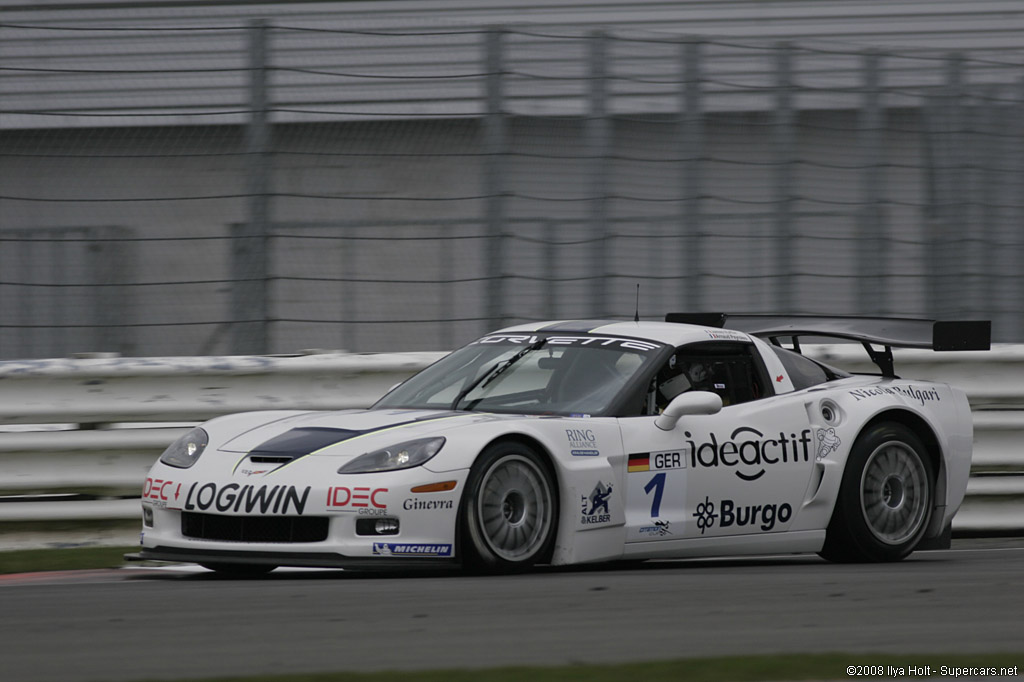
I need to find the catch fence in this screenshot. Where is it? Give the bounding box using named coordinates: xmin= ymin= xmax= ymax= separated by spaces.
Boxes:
xmin=2 ymin=19 xmax=1023 ymax=357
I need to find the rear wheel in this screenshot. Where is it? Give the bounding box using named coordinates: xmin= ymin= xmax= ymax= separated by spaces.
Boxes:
xmin=460 ymin=442 xmax=558 ymax=572
xmin=820 ymin=422 xmax=935 ymax=563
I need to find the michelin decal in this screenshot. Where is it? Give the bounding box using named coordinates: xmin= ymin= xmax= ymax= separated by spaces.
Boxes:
xmin=372 ymin=543 xmax=453 ymax=557
xmin=816 ymin=428 xmax=841 ymax=460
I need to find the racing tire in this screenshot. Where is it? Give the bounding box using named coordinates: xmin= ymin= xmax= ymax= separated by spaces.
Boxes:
xmin=460 ymin=441 xmax=558 ymax=572
xmin=820 ymin=422 xmax=935 ymax=563
xmin=200 ymin=562 xmax=277 ymax=576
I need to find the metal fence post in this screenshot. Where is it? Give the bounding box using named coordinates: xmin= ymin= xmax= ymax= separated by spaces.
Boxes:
xmin=947 ymin=53 xmax=966 ymax=319
xmin=15 ymin=233 xmax=34 ymax=358
xmin=48 ymin=234 xmax=67 ymax=358
xmin=232 ymin=19 xmax=271 ymax=355
xmin=484 ymin=27 xmax=506 ymax=331
xmin=1014 ymin=75 xmax=1024 ymax=340
xmin=439 ymin=222 xmax=454 ymax=350
xmin=928 ymin=53 xmax=965 ymax=319
xmin=340 ymin=224 xmax=357 ymax=351
xmin=92 ymin=226 xmax=135 ymax=355
xmin=978 ymin=85 xmax=1000 ymax=327
xmin=587 ymin=30 xmax=610 ymax=318
xmin=773 ymin=43 xmax=796 ymax=312
xmin=543 ymin=219 xmax=557 ymax=320
xmin=858 ymin=50 xmax=885 ymax=314
xmin=681 ymin=39 xmax=704 ymax=311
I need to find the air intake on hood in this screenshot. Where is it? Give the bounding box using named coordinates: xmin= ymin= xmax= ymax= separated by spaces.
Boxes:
xmin=246 ymin=427 xmax=362 ymax=463
xmin=249 ymin=455 xmax=295 ymax=464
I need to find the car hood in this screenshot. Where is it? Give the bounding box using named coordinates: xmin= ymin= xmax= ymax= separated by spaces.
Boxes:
xmin=216 ymin=409 xmax=492 ymax=456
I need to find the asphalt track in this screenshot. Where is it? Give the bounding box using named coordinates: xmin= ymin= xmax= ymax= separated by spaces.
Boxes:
xmin=1 ymin=539 xmax=1022 ymax=682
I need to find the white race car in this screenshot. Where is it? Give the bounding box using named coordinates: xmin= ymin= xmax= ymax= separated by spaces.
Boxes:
xmin=131 ymin=315 xmax=989 ymax=574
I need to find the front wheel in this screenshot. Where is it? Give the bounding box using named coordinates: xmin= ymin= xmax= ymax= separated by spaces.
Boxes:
xmin=820 ymin=423 xmax=935 ymax=563
xmin=460 ymin=442 xmax=558 ymax=572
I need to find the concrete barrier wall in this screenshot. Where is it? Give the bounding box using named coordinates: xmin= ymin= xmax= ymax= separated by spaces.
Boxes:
xmin=1 ymin=346 xmax=1020 ymax=538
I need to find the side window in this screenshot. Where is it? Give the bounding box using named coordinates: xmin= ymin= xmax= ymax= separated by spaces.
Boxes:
xmin=769 ymin=345 xmax=834 ymax=390
xmin=649 ymin=342 xmax=768 ymax=413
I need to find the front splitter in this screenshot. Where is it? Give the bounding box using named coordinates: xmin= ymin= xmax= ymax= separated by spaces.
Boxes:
xmin=126 ymin=546 xmax=460 ymax=570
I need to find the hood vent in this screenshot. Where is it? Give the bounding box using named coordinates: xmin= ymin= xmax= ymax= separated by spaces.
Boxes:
xmin=236 ymin=413 xmax=466 ymax=473
xmin=245 ymin=427 xmax=362 ymax=465
xmin=249 ymin=455 xmax=296 ymax=464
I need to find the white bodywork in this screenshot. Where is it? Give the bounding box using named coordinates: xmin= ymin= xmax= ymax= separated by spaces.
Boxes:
xmin=138 ymin=321 xmax=974 ymax=567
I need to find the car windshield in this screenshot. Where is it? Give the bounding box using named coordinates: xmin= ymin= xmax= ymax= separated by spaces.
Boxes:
xmin=374 ymin=332 xmax=666 ymax=416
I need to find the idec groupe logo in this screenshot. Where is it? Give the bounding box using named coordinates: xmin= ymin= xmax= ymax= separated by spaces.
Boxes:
xmin=143 ymin=478 xmax=182 ymax=508
xmin=327 ymin=486 xmax=389 ymax=515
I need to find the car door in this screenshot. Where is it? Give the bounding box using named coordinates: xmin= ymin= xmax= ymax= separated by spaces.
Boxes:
xmin=621 ymin=415 xmax=697 ymax=543
xmin=679 ymin=395 xmax=815 ymax=538
xmin=621 ymin=341 xmax=816 ymax=542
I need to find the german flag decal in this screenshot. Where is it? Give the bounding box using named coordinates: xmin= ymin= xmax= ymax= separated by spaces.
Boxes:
xmin=628 ymin=453 xmax=650 ymax=473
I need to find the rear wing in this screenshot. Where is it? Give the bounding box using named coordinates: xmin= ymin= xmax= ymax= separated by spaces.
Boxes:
xmin=665 ymin=313 xmax=991 ymax=377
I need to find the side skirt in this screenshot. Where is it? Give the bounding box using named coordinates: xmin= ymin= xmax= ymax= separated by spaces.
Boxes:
xmin=621 ymin=530 xmax=826 ymax=561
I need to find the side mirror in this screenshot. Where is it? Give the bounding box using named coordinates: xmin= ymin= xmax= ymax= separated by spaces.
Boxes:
xmin=655 ymin=391 xmax=723 ymax=431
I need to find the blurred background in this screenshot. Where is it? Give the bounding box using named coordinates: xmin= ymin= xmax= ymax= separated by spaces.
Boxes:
xmin=2 ymin=0 xmax=1023 ymax=359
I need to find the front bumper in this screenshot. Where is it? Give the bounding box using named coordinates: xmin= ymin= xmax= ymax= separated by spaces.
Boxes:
xmin=136 ymin=465 xmax=469 ymax=568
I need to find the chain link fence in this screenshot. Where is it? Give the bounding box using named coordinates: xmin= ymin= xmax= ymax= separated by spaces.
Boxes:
xmin=2 ymin=19 xmax=1023 ymax=358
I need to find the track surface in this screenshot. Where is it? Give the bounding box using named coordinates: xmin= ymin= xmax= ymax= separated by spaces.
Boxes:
xmin=2 ymin=540 xmax=1022 ymax=682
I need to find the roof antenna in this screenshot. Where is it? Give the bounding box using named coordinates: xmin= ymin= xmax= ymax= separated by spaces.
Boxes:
xmin=634 ymin=283 xmax=640 ymax=322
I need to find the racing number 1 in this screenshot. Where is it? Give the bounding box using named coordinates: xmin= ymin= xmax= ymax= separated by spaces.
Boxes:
xmin=644 ymin=472 xmax=666 ymax=517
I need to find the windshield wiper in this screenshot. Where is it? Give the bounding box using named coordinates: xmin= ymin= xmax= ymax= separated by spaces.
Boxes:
xmin=450 ymin=338 xmax=547 ymax=411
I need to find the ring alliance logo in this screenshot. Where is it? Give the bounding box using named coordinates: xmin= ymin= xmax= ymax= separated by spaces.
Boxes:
xmin=566 ymin=428 xmax=599 ymax=457
xmin=683 ymin=428 xmax=812 ymax=481
xmin=692 ymin=496 xmax=793 ymax=534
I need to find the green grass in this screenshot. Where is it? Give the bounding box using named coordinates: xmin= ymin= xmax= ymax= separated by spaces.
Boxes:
xmin=129 ymin=654 xmax=1022 ymax=682
xmin=0 ymin=545 xmax=137 ymax=574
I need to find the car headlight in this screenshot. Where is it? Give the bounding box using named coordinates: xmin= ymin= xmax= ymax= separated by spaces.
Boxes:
xmin=338 ymin=437 xmax=445 ymax=474
xmin=159 ymin=427 xmax=209 ymax=469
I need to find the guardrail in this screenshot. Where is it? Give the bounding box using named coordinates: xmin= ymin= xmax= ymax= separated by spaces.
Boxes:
xmin=1 ymin=346 xmax=1020 ymax=546
xmin=0 ymin=351 xmax=444 ymax=548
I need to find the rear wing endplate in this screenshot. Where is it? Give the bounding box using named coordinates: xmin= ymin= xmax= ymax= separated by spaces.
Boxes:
xmin=665 ymin=313 xmax=991 ymax=377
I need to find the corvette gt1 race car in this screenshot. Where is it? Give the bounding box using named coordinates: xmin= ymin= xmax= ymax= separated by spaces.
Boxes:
xmin=130 ymin=314 xmax=989 ymax=573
